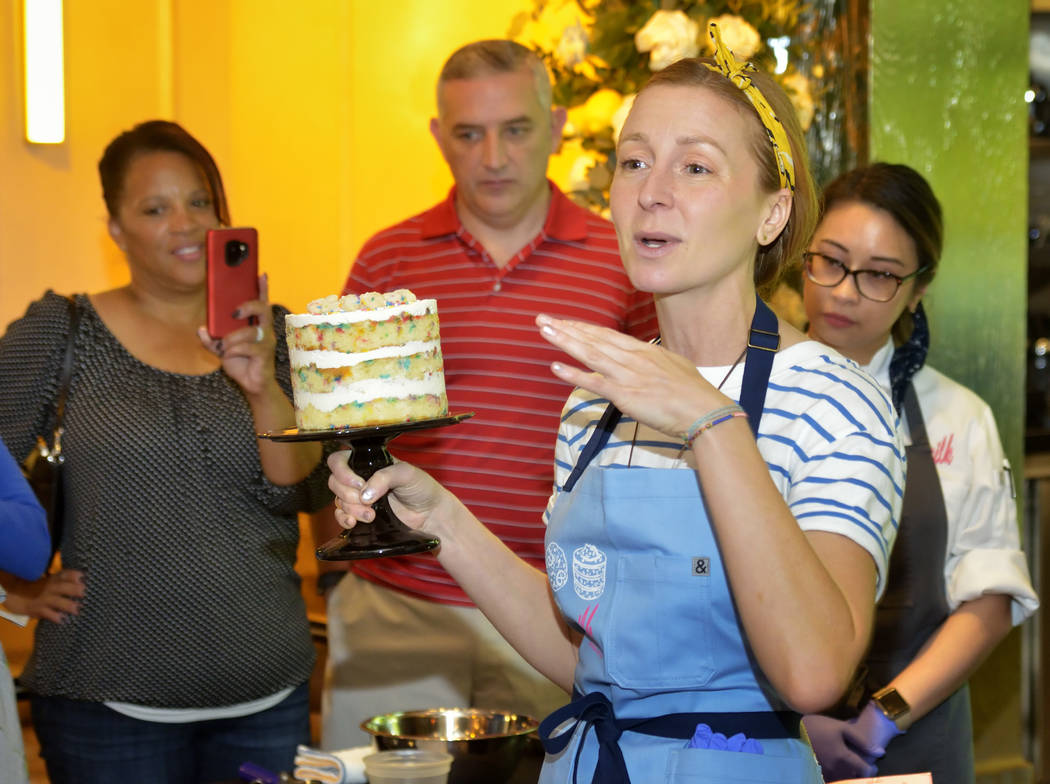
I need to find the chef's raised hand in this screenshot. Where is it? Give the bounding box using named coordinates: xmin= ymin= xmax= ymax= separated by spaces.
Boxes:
xmin=327 ymin=450 xmax=452 ymax=535
xmin=536 ymin=313 xmax=729 ymax=441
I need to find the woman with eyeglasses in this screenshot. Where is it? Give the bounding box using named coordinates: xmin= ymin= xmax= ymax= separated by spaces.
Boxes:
xmin=801 ymin=162 xmax=1039 ymax=782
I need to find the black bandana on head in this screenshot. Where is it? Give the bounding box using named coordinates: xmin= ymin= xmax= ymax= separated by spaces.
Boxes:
xmin=889 ymin=301 xmax=929 ymax=413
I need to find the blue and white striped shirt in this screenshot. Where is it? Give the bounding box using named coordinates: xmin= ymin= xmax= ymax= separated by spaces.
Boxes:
xmin=543 ymin=340 xmax=905 ymax=596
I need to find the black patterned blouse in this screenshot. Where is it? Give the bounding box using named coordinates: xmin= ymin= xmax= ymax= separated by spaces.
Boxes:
xmin=0 ymin=291 xmax=329 ymax=708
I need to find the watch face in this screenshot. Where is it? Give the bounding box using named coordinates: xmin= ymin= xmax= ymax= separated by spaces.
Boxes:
xmin=874 ymin=687 xmax=910 ymax=718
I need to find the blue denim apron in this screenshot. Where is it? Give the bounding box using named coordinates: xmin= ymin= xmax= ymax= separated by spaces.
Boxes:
xmin=539 ymin=298 xmax=823 ymax=783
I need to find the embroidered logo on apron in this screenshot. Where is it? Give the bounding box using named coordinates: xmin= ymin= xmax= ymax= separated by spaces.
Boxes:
xmin=572 ymin=543 xmax=607 ymax=600
xmin=692 ymin=557 xmax=711 ymax=576
xmin=546 ymin=542 xmax=569 ymax=591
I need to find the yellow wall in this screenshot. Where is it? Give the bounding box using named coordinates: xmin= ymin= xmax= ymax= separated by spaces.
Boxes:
xmin=1 ymin=0 xmax=529 ymax=328
xmin=1 ymin=0 xmax=166 ymax=324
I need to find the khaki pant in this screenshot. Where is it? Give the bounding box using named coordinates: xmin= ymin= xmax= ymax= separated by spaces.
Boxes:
xmin=321 ymin=572 xmax=569 ymax=750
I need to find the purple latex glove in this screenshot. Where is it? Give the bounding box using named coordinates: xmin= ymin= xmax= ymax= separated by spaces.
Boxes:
xmin=845 ymin=700 xmax=904 ymax=757
xmin=725 ymin=731 xmax=764 ymax=754
xmin=687 ymin=723 xmax=763 ymax=754
xmin=237 ymin=762 xmax=281 ymax=783
xmin=804 ymin=702 xmax=904 ymax=781
xmin=802 ymin=714 xmax=879 ymax=781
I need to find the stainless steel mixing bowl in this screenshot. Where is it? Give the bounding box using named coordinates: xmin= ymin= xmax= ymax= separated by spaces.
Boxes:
xmin=361 ymin=708 xmax=540 ymax=784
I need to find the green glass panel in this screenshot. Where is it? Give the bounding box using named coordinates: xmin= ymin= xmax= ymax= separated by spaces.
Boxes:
xmin=870 ymin=0 xmax=1028 ymax=468
xmin=869 ymin=0 xmax=1030 ymax=771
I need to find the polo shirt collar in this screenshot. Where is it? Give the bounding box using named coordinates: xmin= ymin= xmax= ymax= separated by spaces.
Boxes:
xmin=420 ymin=180 xmax=590 ymax=243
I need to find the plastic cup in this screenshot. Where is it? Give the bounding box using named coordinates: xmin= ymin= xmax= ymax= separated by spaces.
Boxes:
xmin=362 ymin=749 xmax=453 ymax=784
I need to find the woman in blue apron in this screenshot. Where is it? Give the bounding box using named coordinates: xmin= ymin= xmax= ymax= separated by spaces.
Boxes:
xmin=801 ymin=163 xmax=1039 ymax=781
xmin=329 ymin=25 xmax=905 ymax=783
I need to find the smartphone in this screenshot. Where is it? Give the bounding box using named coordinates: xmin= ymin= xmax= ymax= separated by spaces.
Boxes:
xmin=206 ymin=227 xmax=259 ymax=339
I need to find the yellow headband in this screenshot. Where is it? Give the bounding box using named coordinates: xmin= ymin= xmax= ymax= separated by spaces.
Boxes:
xmin=701 ymin=21 xmax=796 ymax=192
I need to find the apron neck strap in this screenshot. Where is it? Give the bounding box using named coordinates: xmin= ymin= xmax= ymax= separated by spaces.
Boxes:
xmin=739 ymin=294 xmax=779 ymax=436
xmin=901 ymin=382 xmax=929 ymax=448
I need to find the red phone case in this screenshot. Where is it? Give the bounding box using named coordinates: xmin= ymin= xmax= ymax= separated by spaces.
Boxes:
xmin=206 ymin=227 xmax=259 ymax=339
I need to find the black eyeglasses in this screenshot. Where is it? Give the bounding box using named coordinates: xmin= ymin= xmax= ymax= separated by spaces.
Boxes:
xmin=803 ymin=251 xmax=928 ymax=303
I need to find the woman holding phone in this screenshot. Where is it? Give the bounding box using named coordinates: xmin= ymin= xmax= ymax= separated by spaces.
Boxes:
xmin=0 ymin=120 xmax=327 ymax=783
xmin=800 ymin=162 xmax=1038 ymax=781
xmin=328 ymin=27 xmax=905 ymax=782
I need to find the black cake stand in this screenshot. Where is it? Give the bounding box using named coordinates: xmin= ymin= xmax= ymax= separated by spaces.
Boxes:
xmin=259 ymin=413 xmax=473 ymax=560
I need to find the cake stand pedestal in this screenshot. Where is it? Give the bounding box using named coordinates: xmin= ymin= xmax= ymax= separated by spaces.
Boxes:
xmin=259 ymin=413 xmax=472 ymax=560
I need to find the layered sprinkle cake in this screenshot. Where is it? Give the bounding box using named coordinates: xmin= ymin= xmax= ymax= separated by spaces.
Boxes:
xmin=285 ymin=289 xmax=448 ymax=430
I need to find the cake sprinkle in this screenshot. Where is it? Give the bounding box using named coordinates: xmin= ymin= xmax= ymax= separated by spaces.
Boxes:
xmin=307 ymin=289 xmax=417 ymax=315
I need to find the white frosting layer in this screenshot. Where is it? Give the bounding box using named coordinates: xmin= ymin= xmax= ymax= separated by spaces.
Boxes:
xmin=285 ymin=299 xmax=436 ymax=327
xmin=294 ymin=376 xmax=445 ymax=411
xmin=288 ymin=340 xmax=439 ymax=369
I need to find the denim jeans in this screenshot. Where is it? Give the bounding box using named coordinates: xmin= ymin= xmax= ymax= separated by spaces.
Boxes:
xmin=30 ymin=681 xmax=310 ymax=784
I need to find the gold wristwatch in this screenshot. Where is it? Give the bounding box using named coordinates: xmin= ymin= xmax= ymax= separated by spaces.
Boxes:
xmin=871 ymin=685 xmax=910 ymax=723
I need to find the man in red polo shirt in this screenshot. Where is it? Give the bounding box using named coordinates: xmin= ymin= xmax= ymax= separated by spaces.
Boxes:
xmin=314 ymin=39 xmax=656 ymax=749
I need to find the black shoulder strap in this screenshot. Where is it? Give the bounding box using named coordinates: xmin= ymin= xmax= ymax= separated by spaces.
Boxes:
xmin=43 ymin=296 xmax=80 ymax=561
xmin=51 ymin=296 xmax=80 ymax=447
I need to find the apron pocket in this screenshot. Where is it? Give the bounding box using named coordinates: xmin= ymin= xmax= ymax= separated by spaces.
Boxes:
xmin=606 ymin=553 xmax=715 ymax=688
xmin=668 ymin=744 xmax=822 ymax=783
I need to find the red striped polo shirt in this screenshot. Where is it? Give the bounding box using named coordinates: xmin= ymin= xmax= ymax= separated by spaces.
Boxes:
xmin=345 ymin=182 xmax=657 ymax=605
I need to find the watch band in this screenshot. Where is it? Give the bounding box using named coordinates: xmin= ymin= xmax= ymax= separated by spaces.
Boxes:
xmin=871 ymin=685 xmax=910 ymax=722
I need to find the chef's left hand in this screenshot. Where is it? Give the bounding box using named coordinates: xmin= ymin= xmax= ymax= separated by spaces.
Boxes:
xmin=536 ymin=313 xmax=728 ymax=440
xmin=848 ymin=700 xmax=903 ymax=758
xmin=802 ymin=714 xmax=878 ymax=780
xmin=198 ymin=273 xmax=276 ymax=397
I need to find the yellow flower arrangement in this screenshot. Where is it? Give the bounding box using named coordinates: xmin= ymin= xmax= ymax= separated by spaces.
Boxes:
xmin=510 ymin=0 xmax=849 ymax=213
xmin=565 ymin=88 xmax=628 ymax=137
xmin=636 ymin=10 xmax=701 ymax=71
xmin=706 ymin=13 xmax=762 ymax=60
